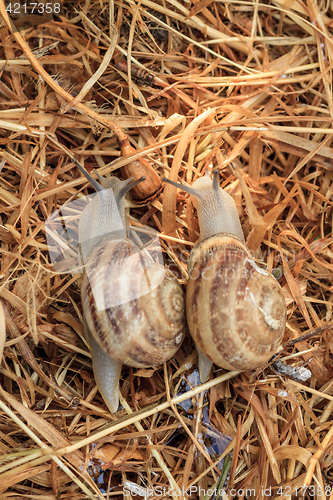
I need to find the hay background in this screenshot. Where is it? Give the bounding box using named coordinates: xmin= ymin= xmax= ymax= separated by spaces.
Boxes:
xmin=0 ymin=0 xmax=333 ymax=498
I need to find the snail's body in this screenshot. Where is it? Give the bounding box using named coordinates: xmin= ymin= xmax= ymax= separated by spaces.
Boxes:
xmin=75 ymin=168 xmax=185 ymax=412
xmin=165 ymin=170 xmax=286 ymax=382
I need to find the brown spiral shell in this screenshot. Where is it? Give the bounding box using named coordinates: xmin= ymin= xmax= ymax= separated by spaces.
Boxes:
xmin=81 ymin=238 xmax=186 ymax=368
xmin=186 ymin=233 xmax=286 ymax=371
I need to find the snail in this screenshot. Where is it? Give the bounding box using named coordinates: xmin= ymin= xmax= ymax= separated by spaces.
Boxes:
xmin=75 ymin=163 xmax=186 ymax=412
xmin=164 ymin=170 xmax=286 ymax=382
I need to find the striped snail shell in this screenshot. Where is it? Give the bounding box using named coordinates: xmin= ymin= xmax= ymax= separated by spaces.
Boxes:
xmin=76 ymin=164 xmax=185 ymax=412
xmin=81 ymin=238 xmax=185 ymax=368
xmin=165 ymin=170 xmax=286 ymax=382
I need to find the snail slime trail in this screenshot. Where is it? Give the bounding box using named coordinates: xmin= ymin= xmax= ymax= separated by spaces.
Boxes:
xmin=164 ymin=170 xmax=286 ymax=383
xmin=47 ymin=163 xmax=186 ymax=413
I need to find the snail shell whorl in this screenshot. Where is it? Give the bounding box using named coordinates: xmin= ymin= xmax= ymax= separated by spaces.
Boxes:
xmin=186 ymin=234 xmax=286 ymax=371
xmin=81 ymin=238 xmax=186 ymax=368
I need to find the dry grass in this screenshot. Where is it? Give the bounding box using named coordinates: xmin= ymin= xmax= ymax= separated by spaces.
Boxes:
xmin=0 ymin=0 xmax=333 ymax=498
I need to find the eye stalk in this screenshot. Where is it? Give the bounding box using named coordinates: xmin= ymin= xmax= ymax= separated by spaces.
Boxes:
xmin=73 ymin=158 xmax=104 ymax=192
xmin=116 ymin=176 xmax=146 ymax=205
xmin=212 ymin=169 xmax=219 ymax=194
xmin=73 ymin=157 xmax=146 ymax=202
xmin=163 ymin=176 xmax=203 ymax=200
xmin=164 ymin=170 xmax=244 ymax=242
